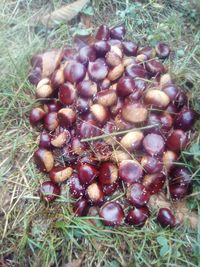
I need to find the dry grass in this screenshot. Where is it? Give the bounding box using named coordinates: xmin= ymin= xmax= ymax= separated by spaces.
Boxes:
xmin=0 ymin=0 xmax=200 ymax=266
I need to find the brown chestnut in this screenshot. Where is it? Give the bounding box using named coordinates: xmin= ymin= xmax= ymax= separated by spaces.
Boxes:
xmin=119 ymin=160 xmax=143 ymax=184
xmin=49 ymin=165 xmax=73 ymax=183
xmin=29 ymin=107 xmax=45 ymax=126
xmin=166 ymin=129 xmax=187 ymax=152
xmin=78 ymin=163 xmax=99 ymax=185
xmin=43 ymin=100 xmax=62 ymax=113
xmin=77 ymin=80 xmax=97 ymax=98
xmin=110 ymin=25 xmax=126 ymax=40
xmin=88 ymin=59 xmax=108 ymax=81
xmin=69 ymin=173 xmax=85 ymax=198
xmin=122 ymin=102 xmax=148 ymax=123
xmin=36 ymin=78 xmax=53 ymax=98
xmin=73 ymin=198 xmax=88 ymax=216
xmin=174 ymin=107 xmax=198 ymax=131
xmin=155 ymin=42 xmax=170 ymax=59
xmin=120 ymin=131 xmax=144 ymax=152
xmin=99 ymin=162 xmax=118 ymax=185
xmin=90 ymin=104 xmax=108 ymax=124
xmin=39 ymin=131 xmax=52 ymax=149
xmin=157 ymin=208 xmax=176 ymax=228
xmin=144 ymin=90 xmax=170 ymax=109
xmin=107 ymin=64 xmax=124 ymax=81
xmin=141 ymin=155 xmax=163 ymax=174
xmin=78 ymin=45 xmax=96 ymax=65
xmin=51 ymin=130 xmax=70 ymax=148
xmin=143 ymin=133 xmax=165 ymax=156
xmin=64 ymin=61 xmax=86 ymax=83
xmin=34 ymin=148 xmax=54 ymax=172
xmin=78 ymin=120 xmax=102 ymax=138
xmin=127 ymin=183 xmax=150 ymax=207
xmin=111 ymin=150 xmax=131 ymax=163
xmin=96 ymin=25 xmax=110 ymax=41
xmin=44 ymin=112 xmax=58 ymax=131
xmin=105 ymin=51 xmax=122 ymax=67
xmin=126 ymin=206 xmax=150 ymax=226
xmin=51 ymin=67 xmax=64 ymax=89
xmin=146 ymin=59 xmax=165 ymax=75
xmin=97 ymin=89 xmax=117 ymax=107
xmin=39 ymin=181 xmax=60 ymax=202
xmin=122 ymin=41 xmax=138 ymax=56
xmin=58 ymin=108 xmax=76 ymax=128
xmin=59 ymin=82 xmax=76 ymax=105
xmin=99 ymin=202 xmax=124 ymax=226
xmin=86 ymin=182 xmax=104 ymax=203
xmin=143 ymin=173 xmax=166 ymax=195
xmin=162 ymin=150 xmax=178 ymax=172
xmin=126 ymin=64 xmax=148 ymax=79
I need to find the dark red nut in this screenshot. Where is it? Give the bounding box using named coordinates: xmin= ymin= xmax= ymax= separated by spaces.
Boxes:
xmin=76 ymin=97 xmax=92 ymax=113
xmin=39 ymin=181 xmax=60 ymax=202
xmin=78 ymin=45 xmax=96 ymax=65
xmin=126 ymin=206 xmax=150 ymax=226
xmin=110 ymin=25 xmax=126 ymax=40
xmin=155 ymin=42 xmax=170 ymax=59
xmin=165 ymin=103 xmax=178 ymax=114
xmin=51 ymin=130 xmax=70 ymax=148
xmin=107 ymin=64 xmax=124 ymax=81
xmin=79 ymin=120 xmax=102 ymax=138
xmin=94 ymin=41 xmax=110 ymax=56
xmin=126 ymin=64 xmax=148 ymax=79
xmin=102 ymin=182 xmax=119 ymax=196
xmin=143 ymin=133 xmax=165 ymax=156
xmin=51 ymin=67 xmax=64 ymax=89
xmin=29 ymin=107 xmax=45 ymax=126
xmin=162 ymin=150 xmax=178 ymax=172
xmin=86 ymin=182 xmax=104 ymax=203
xmin=28 ymin=67 xmax=42 ymax=85
xmin=146 ymin=113 xmax=160 ymax=134
xmin=64 ymin=61 xmax=86 ymax=83
xmin=119 ymin=160 xmax=143 ymax=184
xmin=166 ymin=129 xmax=187 ymax=152
xmin=127 ymin=183 xmax=150 ymax=207
xmin=170 ymin=167 xmax=192 ymax=186
xmin=174 ymin=107 xmax=198 ymax=131
xmin=105 ymin=51 xmax=122 ymax=67
xmin=78 ymin=164 xmax=99 ymax=185
xmin=97 ymin=89 xmax=117 ymax=107
xmin=120 ymin=131 xmax=144 ymax=152
xmin=146 ymin=59 xmax=165 ymax=75
xmin=159 ymin=113 xmax=174 ymax=131
xmin=141 ymin=155 xmax=163 ymax=174
xmin=144 ymin=90 xmax=170 ymax=109
xmin=122 ymin=103 xmax=148 ymax=123
xmin=59 ymin=82 xmax=76 ymax=105
xmin=39 ymin=131 xmax=52 ymax=149
xmin=116 ymin=77 xmax=134 ymax=97
xmin=137 ymin=46 xmax=156 ymax=59
xmin=77 ymin=80 xmax=97 ymax=98
xmin=58 ymin=108 xmax=76 ymax=128
xmin=62 ymin=47 xmax=76 ymax=60
xmin=49 ymin=166 xmax=73 ymax=183
xmin=73 ymin=198 xmax=88 ymax=216
xmin=143 ymin=173 xmax=166 ymax=194
xmin=96 ymin=25 xmax=110 ymax=41
xmin=44 ymin=112 xmax=58 ymax=131
xmin=34 ymin=148 xmax=54 ymax=172
xmin=162 ymin=85 xmax=179 ymax=101
xmin=157 ymin=208 xmax=176 ymax=228
xmin=169 ymin=183 xmax=189 ymax=200
xmin=88 ymin=60 xmax=108 ymax=81
xmin=43 ymin=100 xmax=62 ymax=113
xmin=36 ymin=78 xmax=53 ymax=98
xmin=90 ymin=104 xmax=108 ymax=124
xmin=175 ymin=91 xmax=188 ymax=109
xmin=99 ymin=162 xmax=118 ymax=185
xmin=69 ymin=173 xmax=85 ymax=198
xmin=99 ymin=202 xmax=124 ymax=226
xmin=122 ymin=41 xmax=138 ymax=56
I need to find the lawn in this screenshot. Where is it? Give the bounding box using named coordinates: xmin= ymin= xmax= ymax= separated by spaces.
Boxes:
xmin=0 ymin=0 xmax=200 ymax=266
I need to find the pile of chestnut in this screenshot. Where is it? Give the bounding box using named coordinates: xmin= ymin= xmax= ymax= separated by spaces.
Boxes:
xmin=29 ymin=24 xmax=199 ymax=228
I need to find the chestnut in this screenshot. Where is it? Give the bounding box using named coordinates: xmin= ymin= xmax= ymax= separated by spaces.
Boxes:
xmin=159 ymin=113 xmax=174 ymax=131
xmin=29 ymin=107 xmax=45 ymax=126
xmin=78 ymin=163 xmax=99 ymax=185
xmin=86 ymin=182 xmax=104 ymax=203
xmin=105 ymin=51 xmax=122 ymax=67
xmin=78 ymin=120 xmax=102 ymax=138
xmin=126 ymin=64 xmax=148 ymax=79
xmin=122 ymin=102 xmax=148 ymax=123
xmin=122 ymin=41 xmax=138 ymax=56
xmin=162 ymin=150 xmax=178 ymax=172
xmin=36 ymin=78 xmax=53 ymax=98
xmin=43 ymin=100 xmax=62 ymax=113
xmin=44 ymin=112 xmax=58 ymax=131
xmin=143 ymin=173 xmax=166 ymax=194
xmin=51 ymin=130 xmax=70 ymax=148
xmin=97 ymin=89 xmax=117 ymax=107
xmin=71 ymin=137 xmax=87 ymax=155
xmin=119 ymin=160 xmax=143 ymax=184
xmin=155 ymin=42 xmax=170 ymax=59
xmin=166 ymin=129 xmax=187 ymax=152
xmin=144 ymin=90 xmax=170 ymax=109
xmin=76 ymin=97 xmax=92 ymax=113
xmin=28 ymin=67 xmax=42 ymax=85
xmin=96 ymin=25 xmax=110 ymax=41
xmin=90 ymin=104 xmax=108 ymax=124
xmin=120 ymin=131 xmax=144 ymax=152
xmin=64 ymin=61 xmax=86 ymax=83
xmin=111 ymin=150 xmax=131 ymax=163
xmin=169 ymin=183 xmax=189 ymax=200
xmin=146 ymin=59 xmax=165 ymax=75
xmin=170 ymin=167 xmax=192 ymax=186
xmin=107 ymin=64 xmax=124 ymax=81
xmin=39 ymin=181 xmax=60 ymax=202
xmin=57 ymin=108 xmax=76 ymax=128
xmin=59 ymin=82 xmax=76 ymax=105
xmin=34 ymin=148 xmax=54 ymax=172
xmin=88 ymin=59 xmax=108 ymax=81
xmin=77 ymin=80 xmax=97 ymax=98
xmin=116 ymin=77 xmax=134 ymax=97
xmin=98 ymin=78 xmax=111 ymax=90
xmin=137 ymin=46 xmax=156 ymax=59
xmin=127 ymin=183 xmax=150 ymax=207
xmin=143 ymin=133 xmax=165 ymax=156
xmin=69 ymin=173 xmax=85 ymax=198
xmin=126 ymin=207 xmax=150 ymax=226
xmin=39 ymin=131 xmax=52 ymax=149
xmin=51 ymin=67 xmax=64 ymax=89
xmin=73 ymin=198 xmax=88 ymax=216
xmin=110 ymin=25 xmax=126 ymax=40
xmin=49 ymin=165 xmax=73 ymax=183
xmin=162 ymin=85 xmax=179 ymax=101
xmin=99 ymin=162 xmax=118 ymax=185
xmin=174 ymin=107 xmax=198 ymax=131
xmin=101 ymin=182 xmax=119 ymax=196
xmin=157 ymin=208 xmax=176 ymax=228
xmin=78 ymin=45 xmax=96 ymax=65
xmin=110 ymin=97 xmax=124 ymax=116
xmin=99 ymin=202 xmax=124 ymax=226
xmin=141 ymin=155 xmax=163 ymax=174
xmin=94 ymin=41 xmax=111 ymax=57
xmin=175 ymin=91 xmax=188 ymax=109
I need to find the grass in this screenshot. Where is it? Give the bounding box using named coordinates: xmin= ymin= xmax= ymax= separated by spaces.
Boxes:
xmin=0 ymin=0 xmax=200 ymax=266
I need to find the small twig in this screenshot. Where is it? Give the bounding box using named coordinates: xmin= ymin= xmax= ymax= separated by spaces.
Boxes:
xmin=81 ymin=124 xmax=159 ymax=143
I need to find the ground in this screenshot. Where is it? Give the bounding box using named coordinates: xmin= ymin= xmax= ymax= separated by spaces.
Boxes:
xmin=0 ymin=0 xmax=200 ymax=266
